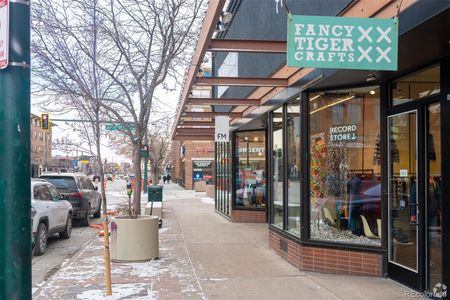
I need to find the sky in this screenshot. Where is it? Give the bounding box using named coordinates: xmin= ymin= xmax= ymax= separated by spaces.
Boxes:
xmin=31 ymin=85 xmax=181 ymax=165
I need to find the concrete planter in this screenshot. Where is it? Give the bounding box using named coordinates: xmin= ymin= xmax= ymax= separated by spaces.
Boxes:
xmin=110 ymin=215 xmax=159 ymax=262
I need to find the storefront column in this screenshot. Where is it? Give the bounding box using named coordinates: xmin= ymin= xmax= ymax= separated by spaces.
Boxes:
xmin=440 ymin=56 xmax=450 ymax=290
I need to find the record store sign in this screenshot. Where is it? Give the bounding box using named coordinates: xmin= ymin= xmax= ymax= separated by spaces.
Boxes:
xmin=287 ymin=15 xmax=398 ymax=70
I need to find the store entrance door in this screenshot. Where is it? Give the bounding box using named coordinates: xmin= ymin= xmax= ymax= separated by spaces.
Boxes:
xmin=387 ymin=103 xmax=442 ymax=293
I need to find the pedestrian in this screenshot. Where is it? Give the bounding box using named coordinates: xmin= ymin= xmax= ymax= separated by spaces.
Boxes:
xmin=166 ymin=174 xmax=171 ymax=183
xmin=163 ymin=175 xmax=167 ymax=184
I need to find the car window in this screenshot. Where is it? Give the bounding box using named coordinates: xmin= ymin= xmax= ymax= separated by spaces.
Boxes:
xmin=47 ymin=185 xmax=61 ymax=201
xmin=79 ymin=177 xmax=88 ymax=190
xmin=34 ymin=185 xmax=52 ymax=201
xmin=84 ymin=177 xmax=94 ymax=190
xmin=40 ymin=177 xmax=78 ymax=192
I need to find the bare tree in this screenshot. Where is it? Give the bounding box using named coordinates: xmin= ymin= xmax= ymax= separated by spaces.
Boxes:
xmin=148 ymin=121 xmax=172 ymax=186
xmin=32 ymin=0 xmax=115 ymax=294
xmin=34 ymin=0 xmax=205 ymax=215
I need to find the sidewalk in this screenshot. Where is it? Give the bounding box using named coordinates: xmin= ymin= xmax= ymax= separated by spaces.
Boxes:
xmin=33 ymin=183 xmax=420 ymax=299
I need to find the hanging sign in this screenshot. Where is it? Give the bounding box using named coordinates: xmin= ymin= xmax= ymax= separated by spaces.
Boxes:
xmin=215 ymin=116 xmax=229 ymax=142
xmin=287 ymin=15 xmax=398 ymax=70
xmin=0 ymin=0 xmax=8 ymax=69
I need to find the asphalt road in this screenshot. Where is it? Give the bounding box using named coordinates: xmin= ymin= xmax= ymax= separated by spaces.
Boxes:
xmin=32 ymin=178 xmax=129 ymax=288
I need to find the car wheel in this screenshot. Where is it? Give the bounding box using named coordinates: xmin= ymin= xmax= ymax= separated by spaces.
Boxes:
xmin=60 ymin=213 xmax=72 ymax=239
xmin=93 ymin=203 xmax=101 ymax=218
xmin=81 ymin=205 xmax=91 ymax=226
xmin=33 ymin=222 xmax=48 ymax=256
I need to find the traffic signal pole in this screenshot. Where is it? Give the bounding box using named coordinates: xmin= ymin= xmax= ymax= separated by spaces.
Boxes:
xmin=144 ymin=131 xmax=148 ymax=193
xmin=0 ymin=1 xmax=31 ymax=299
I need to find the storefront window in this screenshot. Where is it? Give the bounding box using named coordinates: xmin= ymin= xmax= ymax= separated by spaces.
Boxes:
xmin=272 ymin=107 xmax=284 ymax=228
xmin=309 ymin=87 xmax=381 ymax=246
xmin=392 ymin=65 xmax=440 ymax=106
xmin=287 ymin=100 xmax=301 ymax=236
xmin=234 ymin=131 xmax=266 ymax=208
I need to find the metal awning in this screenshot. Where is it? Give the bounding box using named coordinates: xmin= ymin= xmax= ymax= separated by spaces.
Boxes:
xmin=171 ymin=0 xmax=417 ymax=141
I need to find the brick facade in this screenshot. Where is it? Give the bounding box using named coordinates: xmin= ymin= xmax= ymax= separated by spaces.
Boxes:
xmin=171 ymin=141 xmax=215 ymax=190
xmin=269 ymin=229 xmax=383 ymax=277
xmin=232 ymin=209 xmax=266 ymax=223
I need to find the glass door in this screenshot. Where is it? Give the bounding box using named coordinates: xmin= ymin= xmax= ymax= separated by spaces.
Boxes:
xmin=388 ymin=111 xmax=419 ymax=278
xmin=387 ymin=104 xmax=443 ymax=294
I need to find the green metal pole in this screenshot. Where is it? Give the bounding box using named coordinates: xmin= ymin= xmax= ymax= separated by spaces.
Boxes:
xmin=0 ymin=1 xmax=31 ymax=300
xmin=143 ymin=131 xmax=148 ymax=193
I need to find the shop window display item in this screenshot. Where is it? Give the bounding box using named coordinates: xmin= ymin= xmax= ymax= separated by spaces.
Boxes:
xmin=310 ymin=134 xmax=327 ymax=229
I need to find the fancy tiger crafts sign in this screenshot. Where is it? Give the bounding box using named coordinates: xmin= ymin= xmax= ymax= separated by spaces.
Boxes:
xmin=287 ymin=15 xmax=398 ymax=70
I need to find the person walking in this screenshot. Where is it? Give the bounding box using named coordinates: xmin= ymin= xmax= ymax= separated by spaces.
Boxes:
xmin=163 ymin=175 xmax=167 ymax=184
xmin=166 ymin=174 xmax=171 ymax=183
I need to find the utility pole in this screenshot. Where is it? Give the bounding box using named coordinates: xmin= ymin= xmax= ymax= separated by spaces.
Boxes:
xmin=0 ymin=1 xmax=31 ymax=299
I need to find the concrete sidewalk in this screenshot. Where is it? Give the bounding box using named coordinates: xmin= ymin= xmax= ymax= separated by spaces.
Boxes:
xmin=33 ymin=183 xmax=419 ymax=299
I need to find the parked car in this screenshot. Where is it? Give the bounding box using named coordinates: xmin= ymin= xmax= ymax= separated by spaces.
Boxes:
xmin=31 ymin=179 xmax=73 ymax=256
xmin=39 ymin=173 xmax=102 ymax=226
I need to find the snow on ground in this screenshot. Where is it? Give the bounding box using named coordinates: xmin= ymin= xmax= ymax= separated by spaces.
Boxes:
xmin=76 ymin=283 xmax=157 ymax=300
xmin=200 ymin=197 xmax=214 ymax=205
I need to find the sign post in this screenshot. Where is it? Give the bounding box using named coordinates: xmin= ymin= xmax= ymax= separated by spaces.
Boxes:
xmin=0 ymin=0 xmax=31 ymax=298
xmin=287 ymin=15 xmax=398 ymax=70
xmin=0 ymin=0 xmax=9 ymax=69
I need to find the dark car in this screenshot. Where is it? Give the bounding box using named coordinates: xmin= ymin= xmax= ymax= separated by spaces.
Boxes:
xmin=39 ymin=173 xmax=102 ymax=226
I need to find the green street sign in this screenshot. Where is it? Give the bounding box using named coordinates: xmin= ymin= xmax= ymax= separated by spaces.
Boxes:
xmin=105 ymin=123 xmax=135 ymax=131
xmin=287 ymin=15 xmax=398 ymax=71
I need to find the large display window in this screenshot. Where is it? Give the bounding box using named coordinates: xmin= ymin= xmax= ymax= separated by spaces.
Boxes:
xmin=309 ymin=86 xmax=381 ymax=246
xmin=234 ymin=131 xmax=266 ymax=208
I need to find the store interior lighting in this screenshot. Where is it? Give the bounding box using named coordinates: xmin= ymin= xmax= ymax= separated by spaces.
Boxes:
xmin=309 ymin=95 xmax=355 ymax=115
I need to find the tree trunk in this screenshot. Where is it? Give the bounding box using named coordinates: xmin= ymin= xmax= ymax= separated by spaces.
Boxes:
xmin=132 ymin=141 xmax=142 ymax=216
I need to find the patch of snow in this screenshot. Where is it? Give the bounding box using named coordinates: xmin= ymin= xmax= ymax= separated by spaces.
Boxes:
xmin=76 ymin=283 xmax=157 ymax=300
xmin=200 ymin=197 xmax=214 ymax=205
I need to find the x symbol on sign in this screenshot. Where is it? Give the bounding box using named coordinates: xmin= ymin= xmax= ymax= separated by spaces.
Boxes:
xmin=376 ymin=47 xmax=391 ymax=63
xmin=358 ymin=26 xmax=373 ymax=42
xmin=377 ymin=27 xmax=392 ymax=43
xmin=357 ymin=46 xmax=373 ymax=62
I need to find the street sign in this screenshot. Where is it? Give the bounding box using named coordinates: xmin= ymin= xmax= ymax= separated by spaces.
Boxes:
xmin=105 ymin=123 xmax=135 ymax=131
xmin=287 ymin=15 xmax=398 ymax=70
xmin=215 ymin=116 xmax=229 ymax=142
xmin=141 ymin=144 xmax=149 ymax=158
xmin=0 ymin=0 xmax=9 ymax=69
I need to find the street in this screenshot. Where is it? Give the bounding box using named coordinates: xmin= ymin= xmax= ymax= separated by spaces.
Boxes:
xmin=32 ymin=179 xmax=130 ymax=290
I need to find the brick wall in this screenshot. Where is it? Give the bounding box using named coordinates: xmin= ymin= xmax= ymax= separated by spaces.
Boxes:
xmin=182 ymin=141 xmax=215 ymax=190
xmin=269 ymin=229 xmax=383 ymax=276
xmin=232 ymin=209 xmax=266 ymax=223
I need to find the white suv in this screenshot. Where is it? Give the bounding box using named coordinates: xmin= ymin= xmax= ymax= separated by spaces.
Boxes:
xmin=31 ymin=179 xmax=73 ymax=256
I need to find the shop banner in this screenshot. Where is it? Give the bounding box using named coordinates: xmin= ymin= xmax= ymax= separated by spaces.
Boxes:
xmin=0 ymin=0 xmax=9 ymax=69
xmin=215 ymin=116 xmax=229 ymax=142
xmin=287 ymin=15 xmax=398 ymax=70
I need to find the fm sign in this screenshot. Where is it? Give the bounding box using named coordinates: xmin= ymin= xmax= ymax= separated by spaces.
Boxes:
xmin=215 ymin=116 xmax=229 ymax=142
xmin=0 ymin=0 xmax=8 ymax=69
xmin=287 ymin=15 xmax=398 ymax=71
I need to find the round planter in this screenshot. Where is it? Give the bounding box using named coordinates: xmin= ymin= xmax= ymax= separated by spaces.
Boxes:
xmin=110 ymin=215 xmax=159 ymax=262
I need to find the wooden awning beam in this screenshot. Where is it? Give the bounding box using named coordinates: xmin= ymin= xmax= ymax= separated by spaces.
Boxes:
xmin=208 ymin=39 xmax=286 ymax=53
xmin=182 ymin=111 xmax=242 ymax=119
xmin=195 ymin=77 xmax=287 ymax=87
xmin=187 ymin=97 xmax=260 ymax=106
xmin=179 ymin=121 xmax=214 ymax=127
xmin=176 ymin=128 xmax=215 ymax=135
xmin=173 ymin=135 xmax=214 ymax=141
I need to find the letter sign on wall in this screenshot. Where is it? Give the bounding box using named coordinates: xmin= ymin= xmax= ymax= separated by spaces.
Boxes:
xmin=287 ymin=15 xmax=398 ymax=70
xmin=0 ymin=0 xmax=8 ymax=69
xmin=215 ymin=116 xmax=229 ymax=142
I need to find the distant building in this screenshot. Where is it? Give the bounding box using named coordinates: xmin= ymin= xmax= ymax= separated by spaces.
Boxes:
xmin=30 ymin=114 xmax=53 ymax=177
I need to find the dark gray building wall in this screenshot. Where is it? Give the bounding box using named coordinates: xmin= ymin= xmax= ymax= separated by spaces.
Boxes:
xmin=213 ymin=0 xmax=353 ymax=100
